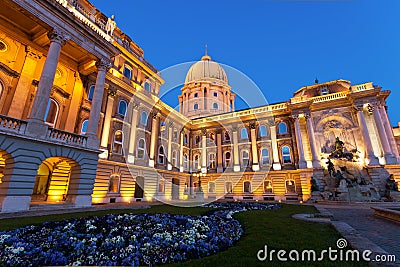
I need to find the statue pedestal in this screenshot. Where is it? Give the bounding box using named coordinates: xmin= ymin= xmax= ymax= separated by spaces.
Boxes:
xmin=196 ymin=191 xmax=204 ymax=203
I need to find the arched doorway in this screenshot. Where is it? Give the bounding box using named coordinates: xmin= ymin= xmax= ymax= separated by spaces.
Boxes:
xmin=134 ymin=176 xmax=144 ymax=199
xmin=172 ymin=178 xmax=180 ymax=200
xmin=31 ymin=157 xmax=74 ymax=203
xmin=0 ymin=150 xmax=6 ymax=185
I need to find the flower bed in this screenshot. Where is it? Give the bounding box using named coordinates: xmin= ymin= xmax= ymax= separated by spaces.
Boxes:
xmin=0 ymin=202 xmax=280 ymax=266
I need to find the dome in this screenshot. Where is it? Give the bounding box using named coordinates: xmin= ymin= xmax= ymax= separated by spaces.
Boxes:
xmin=185 ymin=54 xmax=228 ymax=84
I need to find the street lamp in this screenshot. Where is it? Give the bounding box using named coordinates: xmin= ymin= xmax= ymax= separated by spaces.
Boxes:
xmin=193 ymin=171 xmax=206 ymax=193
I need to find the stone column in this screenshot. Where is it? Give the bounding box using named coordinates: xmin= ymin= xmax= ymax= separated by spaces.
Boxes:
xmin=379 ymin=105 xmax=400 ymax=162
xmin=216 ymin=131 xmax=223 ymax=173
xmin=232 ymin=128 xmax=240 ymax=172
xmin=127 ymin=102 xmax=139 ymax=164
xmin=201 ymin=129 xmax=207 ymax=173
xmin=86 ymin=58 xmax=110 ymax=148
xmin=179 ymin=131 xmax=184 ymax=172
xmin=9 ymin=47 xmax=42 ymax=119
xmin=100 ymin=89 xmax=115 ymax=148
xmin=250 ymin=123 xmax=260 ymax=171
xmin=305 ymin=113 xmax=321 ymax=168
xmin=167 ymin=123 xmax=173 ymax=170
xmin=355 ymin=105 xmax=379 ymax=165
xmin=178 ymin=96 xmax=182 ymax=113
xmin=293 ymin=115 xmax=307 ymax=169
xmin=148 ymin=113 xmax=159 ymax=167
xmin=269 ymin=120 xmax=282 ymax=170
xmin=26 ymin=29 xmax=69 ymax=136
xmin=371 ymin=104 xmax=396 ymax=164
xmin=231 ymin=96 xmax=235 ymax=111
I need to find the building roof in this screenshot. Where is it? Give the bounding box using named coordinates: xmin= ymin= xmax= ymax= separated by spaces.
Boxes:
xmin=184 ymin=54 xmax=228 ymax=84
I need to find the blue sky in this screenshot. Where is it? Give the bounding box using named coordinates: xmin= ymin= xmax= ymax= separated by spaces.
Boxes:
xmin=91 ymin=0 xmax=400 ymax=126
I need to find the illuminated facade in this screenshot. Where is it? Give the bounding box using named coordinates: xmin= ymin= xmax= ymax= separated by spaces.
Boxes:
xmin=0 ymin=0 xmax=399 ymax=212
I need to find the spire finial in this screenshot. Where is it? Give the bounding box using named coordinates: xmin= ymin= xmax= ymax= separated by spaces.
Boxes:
xmin=201 ymin=44 xmax=211 ymax=61
xmin=315 ymin=77 xmax=319 ymax=84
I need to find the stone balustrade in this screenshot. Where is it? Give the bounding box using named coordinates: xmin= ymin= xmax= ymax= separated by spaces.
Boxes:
xmin=0 ymin=115 xmax=27 ymax=134
xmin=46 ymin=127 xmax=88 ymax=147
xmin=312 ymin=92 xmax=348 ymax=103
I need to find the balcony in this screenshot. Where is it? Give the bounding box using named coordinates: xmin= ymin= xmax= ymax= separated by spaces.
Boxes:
xmin=0 ymin=114 xmax=89 ymax=149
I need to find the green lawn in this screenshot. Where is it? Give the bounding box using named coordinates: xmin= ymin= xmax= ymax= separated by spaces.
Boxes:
xmin=0 ymin=204 xmax=369 ymax=266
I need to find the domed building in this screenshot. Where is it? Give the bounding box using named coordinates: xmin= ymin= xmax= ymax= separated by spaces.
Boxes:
xmin=179 ymin=52 xmax=236 ymax=119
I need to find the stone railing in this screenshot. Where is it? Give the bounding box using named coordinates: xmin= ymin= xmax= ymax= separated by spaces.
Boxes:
xmin=192 ymin=102 xmax=288 ymax=124
xmin=312 ymin=92 xmax=348 ymax=103
xmin=54 ymin=0 xmax=112 ymax=42
xmin=0 ymin=115 xmax=27 ymax=134
xmin=46 ymin=127 xmax=88 ymax=147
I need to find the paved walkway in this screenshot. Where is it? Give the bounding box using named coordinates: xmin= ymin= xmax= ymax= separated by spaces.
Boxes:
xmin=0 ymin=201 xmax=162 ymax=220
xmin=317 ymin=203 xmax=400 ymax=265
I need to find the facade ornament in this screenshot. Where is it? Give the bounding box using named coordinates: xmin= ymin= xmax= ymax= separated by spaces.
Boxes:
xmin=249 ymin=122 xmax=256 ymax=129
xmin=32 ymin=79 xmax=39 ymax=86
xmin=47 ymin=28 xmax=70 ymax=46
xmin=132 ymin=102 xmax=140 ymax=110
xmin=304 ymin=112 xmax=311 ymax=119
xmin=201 ymin=128 xmax=207 ymax=136
xmin=290 ymin=114 xmax=300 ymax=120
xmin=105 ymin=15 xmax=117 ymax=36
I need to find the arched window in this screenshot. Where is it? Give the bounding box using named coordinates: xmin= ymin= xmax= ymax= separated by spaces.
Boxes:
xmin=108 ymin=174 xmax=120 ymax=193
xmin=260 ymin=148 xmax=270 ymax=166
xmin=278 ymin=122 xmax=288 ymax=134
xmin=0 ymin=81 xmax=4 ymax=98
xmin=213 ymin=103 xmax=218 ymax=110
xmin=259 ymin=125 xmax=267 ymax=137
xmin=173 ymin=129 xmax=178 ymax=141
xmin=113 ymin=130 xmax=123 ymax=154
xmin=44 ymin=98 xmax=59 ymax=127
xmin=123 ymin=65 xmax=132 ymax=79
xmin=224 ymin=131 xmax=231 ymax=141
xmin=118 ymin=100 xmax=127 ymax=116
xmin=286 ymin=180 xmax=296 ymax=193
xmin=194 ymin=135 xmax=200 ymax=145
xmin=158 ymin=146 xmax=165 ymax=164
xmin=183 ymin=154 xmax=189 ymax=170
xmin=87 ymin=85 xmax=95 ymax=101
xmin=140 ymin=111 xmax=148 ymax=125
xmin=194 ymin=93 xmax=198 ymax=98
xmin=243 ymin=181 xmax=251 ymax=193
xmin=240 ymin=128 xmax=248 ymax=139
xmin=209 ymin=153 xmax=216 ymax=169
xmin=172 ymin=151 xmax=177 ymax=167
xmin=225 ymin=182 xmax=233 ymax=193
xmin=209 ymin=182 xmax=216 ymax=193
xmin=281 ymin=146 xmax=292 ymax=163
xmin=224 ymin=151 xmax=231 ymax=168
xmin=80 ymin=119 xmax=88 ymax=134
xmin=137 ymin=139 xmax=145 ymax=159
xmin=194 ymin=154 xmax=199 ymax=170
xmin=264 ymin=180 xmax=273 ymax=193
xmin=194 ymin=103 xmax=199 ymax=110
xmin=184 ymin=134 xmax=188 ymax=144
xmin=213 ymin=92 xmax=218 ymax=97
xmin=241 ymin=150 xmax=250 ymax=168
xmin=144 ymin=81 xmax=151 ymax=92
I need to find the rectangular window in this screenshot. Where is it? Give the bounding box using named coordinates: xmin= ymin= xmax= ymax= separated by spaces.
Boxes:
xmin=225 ymin=182 xmax=233 ymax=193
xmin=123 ymin=66 xmax=132 ymax=79
xmin=158 ymin=179 xmax=165 ymax=193
xmin=208 ymin=182 xmax=215 ymax=193
xmin=264 ymin=180 xmax=273 ymax=193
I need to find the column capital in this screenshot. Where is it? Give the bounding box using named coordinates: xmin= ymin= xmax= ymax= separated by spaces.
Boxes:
xmin=96 ymin=58 xmax=112 ymax=72
xmin=48 ymin=28 xmax=70 ymax=46
xmin=353 ymin=104 xmax=364 ymax=112
xmin=25 ymin=46 xmax=42 ymax=59
xmin=201 ymin=128 xmax=207 ymax=136
xmin=304 ymin=112 xmax=311 ymax=119
xmin=249 ymin=121 xmax=256 ymax=129
xmin=106 ymin=88 xmax=116 ymax=97
xmin=366 ymin=103 xmax=374 ymax=115
xmin=290 ymin=114 xmax=300 ymax=120
xmin=132 ymin=102 xmax=140 ymax=110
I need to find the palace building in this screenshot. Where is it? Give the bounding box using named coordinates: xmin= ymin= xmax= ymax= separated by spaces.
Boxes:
xmin=0 ymin=0 xmax=399 ymax=212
